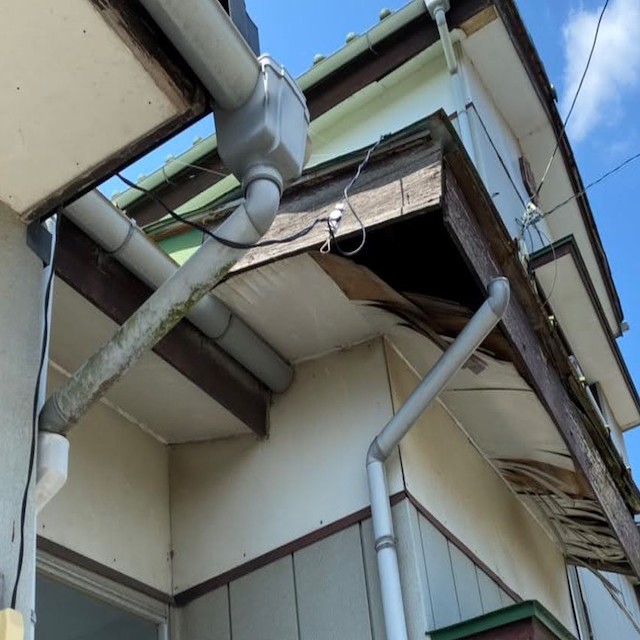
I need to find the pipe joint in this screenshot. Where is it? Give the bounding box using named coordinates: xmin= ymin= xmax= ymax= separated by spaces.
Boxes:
xmin=367 ymin=437 xmax=386 ymax=465
xmin=39 ymin=392 xmax=68 ymax=436
xmin=375 ymin=535 xmax=398 ymax=552
xmin=487 ymin=277 xmax=511 ymax=318
xmin=243 ymin=176 xmax=282 ymax=236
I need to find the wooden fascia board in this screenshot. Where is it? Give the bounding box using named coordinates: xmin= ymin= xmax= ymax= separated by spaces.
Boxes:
xmin=441 ymin=157 xmax=640 ymax=578
xmin=54 ymin=217 xmax=269 ymax=437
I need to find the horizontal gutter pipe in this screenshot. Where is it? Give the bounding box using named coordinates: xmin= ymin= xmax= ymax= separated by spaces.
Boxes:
xmin=40 ymin=178 xmax=282 ymax=436
xmin=137 ymin=0 xmax=260 ymax=110
xmin=64 ymin=191 xmax=293 ymax=392
xmin=425 ymin=0 xmax=476 ymax=165
xmin=367 ymin=278 xmax=510 ymax=640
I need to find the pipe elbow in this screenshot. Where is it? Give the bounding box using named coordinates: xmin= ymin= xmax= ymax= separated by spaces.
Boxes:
xmin=39 ymin=392 xmax=69 ymax=435
xmin=367 ymin=437 xmax=385 ymax=465
xmin=487 ymin=277 xmax=510 ymax=318
xmin=434 ymin=7 xmax=447 ymax=28
xmin=424 ymin=0 xmax=451 ymax=21
xmin=244 ymin=177 xmax=282 ymax=236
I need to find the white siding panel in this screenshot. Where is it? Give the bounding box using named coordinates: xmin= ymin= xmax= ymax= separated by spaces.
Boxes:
xmin=181 ymin=587 xmax=231 ymax=640
xmin=418 ymin=518 xmax=461 ymax=629
xmin=229 ymin=557 xmax=299 ymax=640
xmin=448 ymin=544 xmax=484 ymax=621
xmin=294 ymin=526 xmax=372 ymax=640
xmin=171 ymin=340 xmax=402 ymax=593
xmin=578 ymin=569 xmax=640 ymax=640
xmin=476 ymin=568 xmax=504 ymax=614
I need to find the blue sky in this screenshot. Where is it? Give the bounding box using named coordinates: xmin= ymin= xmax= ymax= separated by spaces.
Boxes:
xmin=113 ymin=0 xmax=640 ymax=474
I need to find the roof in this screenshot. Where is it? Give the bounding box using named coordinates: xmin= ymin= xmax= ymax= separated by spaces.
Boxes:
xmin=109 ymin=0 xmax=623 ymax=336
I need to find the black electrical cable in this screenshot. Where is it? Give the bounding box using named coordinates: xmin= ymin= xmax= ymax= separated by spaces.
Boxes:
xmin=11 ymin=227 xmax=57 ymax=609
xmin=117 ymin=174 xmax=328 ymax=249
xmin=539 ymin=149 xmax=640 ymax=220
xmin=470 ymin=104 xmax=526 ymax=209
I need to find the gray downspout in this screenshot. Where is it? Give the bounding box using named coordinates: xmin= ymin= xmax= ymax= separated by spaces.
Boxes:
xmin=39 ymin=176 xmax=283 ymax=436
xmin=137 ymin=0 xmax=261 ymax=111
xmin=63 ymin=191 xmax=293 ymax=393
xmin=425 ymin=0 xmax=476 ymax=165
xmin=367 ymin=278 xmax=510 ymax=640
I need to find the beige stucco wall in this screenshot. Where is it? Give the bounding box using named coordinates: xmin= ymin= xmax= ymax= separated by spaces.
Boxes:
xmin=170 ymin=339 xmax=403 ymax=593
xmin=39 ymin=368 xmax=172 ymax=593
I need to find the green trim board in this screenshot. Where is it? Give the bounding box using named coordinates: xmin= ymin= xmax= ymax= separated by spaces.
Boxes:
xmin=429 ymin=601 xmax=577 ymax=640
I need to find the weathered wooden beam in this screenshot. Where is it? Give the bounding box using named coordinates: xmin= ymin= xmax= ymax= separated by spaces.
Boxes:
xmin=232 ymin=140 xmax=443 ymax=274
xmin=54 ymin=217 xmax=269 ymax=437
xmin=442 ymin=160 xmax=640 ymax=577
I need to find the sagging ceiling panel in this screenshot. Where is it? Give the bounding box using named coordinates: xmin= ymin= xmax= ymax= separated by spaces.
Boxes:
xmin=2 ymin=0 xmax=206 ymax=221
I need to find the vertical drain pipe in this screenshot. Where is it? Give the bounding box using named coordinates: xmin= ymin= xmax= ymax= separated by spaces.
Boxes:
xmin=425 ymin=0 xmax=476 ymax=165
xmin=367 ymin=278 xmax=510 ymax=640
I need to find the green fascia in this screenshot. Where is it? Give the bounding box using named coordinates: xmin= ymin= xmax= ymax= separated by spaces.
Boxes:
xmin=112 ymin=134 xmax=219 ymax=210
xmin=159 ymin=229 xmax=203 ymax=266
xmin=145 ymin=173 xmax=240 ymax=237
xmin=429 ymin=601 xmax=577 ymax=640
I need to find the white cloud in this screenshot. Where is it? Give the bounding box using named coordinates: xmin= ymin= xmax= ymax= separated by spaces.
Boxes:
xmin=561 ymin=0 xmax=640 ymax=142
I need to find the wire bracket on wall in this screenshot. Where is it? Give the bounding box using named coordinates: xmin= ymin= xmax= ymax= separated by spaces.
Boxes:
xmin=26 ymin=220 xmax=54 ymax=267
xmin=320 ymin=204 xmax=344 ymax=254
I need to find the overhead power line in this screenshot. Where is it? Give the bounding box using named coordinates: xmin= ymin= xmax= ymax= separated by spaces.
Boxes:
xmin=534 ymin=0 xmax=611 ymax=199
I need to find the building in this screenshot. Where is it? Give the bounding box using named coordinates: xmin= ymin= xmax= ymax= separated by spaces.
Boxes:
xmin=2 ymin=1 xmax=640 ymax=639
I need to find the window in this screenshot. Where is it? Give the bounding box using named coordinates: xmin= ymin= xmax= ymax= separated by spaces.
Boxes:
xmin=36 ymin=551 xmax=168 ymax=640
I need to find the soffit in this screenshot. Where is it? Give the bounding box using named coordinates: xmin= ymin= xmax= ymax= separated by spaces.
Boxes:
xmin=2 ymin=0 xmax=205 ymax=222
xmin=50 ymin=278 xmax=248 ymax=444
xmin=533 ymin=246 xmax=640 ymax=431
xmin=387 ymin=328 xmax=630 ymax=574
